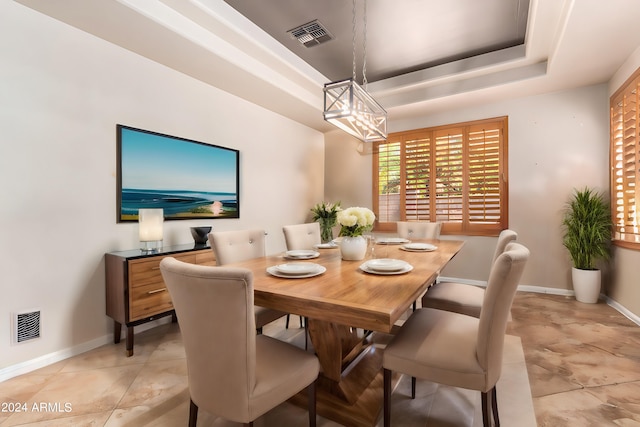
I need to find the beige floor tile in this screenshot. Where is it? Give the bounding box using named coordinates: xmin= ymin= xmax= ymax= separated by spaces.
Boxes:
xmin=104 ymin=393 xmax=190 ymax=427
xmin=1 ymin=366 xmax=141 ymax=426
xmin=534 ymin=387 xmax=640 ymax=427
xmin=1 ymin=411 xmax=111 ymax=426
xmin=510 ymin=292 xmax=640 ymax=426
xmin=115 ymin=359 xmax=188 ymax=410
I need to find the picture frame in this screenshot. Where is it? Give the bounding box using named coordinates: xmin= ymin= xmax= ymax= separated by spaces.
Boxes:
xmin=116 ymin=125 xmax=240 ymax=222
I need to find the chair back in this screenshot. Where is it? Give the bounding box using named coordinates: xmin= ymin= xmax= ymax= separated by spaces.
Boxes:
xmin=208 ymin=229 xmax=265 ymax=265
xmin=283 ymin=223 xmax=321 ymax=250
xmin=159 ymin=257 xmax=256 ymax=420
xmin=476 ymin=242 xmax=529 ymax=388
xmin=396 ymin=221 xmax=442 ymax=239
xmin=491 ymin=229 xmax=518 ymax=264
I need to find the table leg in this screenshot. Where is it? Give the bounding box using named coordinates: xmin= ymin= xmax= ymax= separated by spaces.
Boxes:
xmin=291 ymin=319 xmax=393 ymax=427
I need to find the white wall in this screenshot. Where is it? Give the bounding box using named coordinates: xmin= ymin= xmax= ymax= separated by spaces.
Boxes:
xmin=0 ymin=2 xmax=324 ymax=372
xmin=326 ymin=84 xmax=611 ymax=294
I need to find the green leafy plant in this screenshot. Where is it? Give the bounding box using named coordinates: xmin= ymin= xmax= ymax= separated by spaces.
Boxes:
xmin=311 ymin=201 xmax=341 ymax=243
xmin=562 ymin=187 xmax=612 ymax=270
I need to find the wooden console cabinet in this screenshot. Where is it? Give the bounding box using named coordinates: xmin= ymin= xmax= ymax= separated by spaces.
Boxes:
xmin=105 ymin=243 xmax=216 ymax=356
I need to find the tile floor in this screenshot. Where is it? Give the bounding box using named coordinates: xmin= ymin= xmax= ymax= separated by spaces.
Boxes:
xmin=507 ymin=293 xmax=640 ymax=426
xmin=0 ymin=292 xmax=638 ymax=426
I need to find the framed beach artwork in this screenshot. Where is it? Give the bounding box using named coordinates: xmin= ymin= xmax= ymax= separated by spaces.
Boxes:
xmin=116 ymin=125 xmax=240 ymax=222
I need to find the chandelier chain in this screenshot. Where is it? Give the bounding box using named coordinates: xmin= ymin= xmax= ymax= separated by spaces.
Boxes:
xmin=362 ymin=0 xmax=368 ymax=88
xmin=351 ymin=0 xmax=369 ymax=87
xmin=352 ymin=0 xmax=357 ymax=82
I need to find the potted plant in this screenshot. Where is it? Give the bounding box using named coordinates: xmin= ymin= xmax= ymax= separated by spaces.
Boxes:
xmin=561 ymin=187 xmax=612 ymax=303
xmin=336 ymin=206 xmax=376 ymax=260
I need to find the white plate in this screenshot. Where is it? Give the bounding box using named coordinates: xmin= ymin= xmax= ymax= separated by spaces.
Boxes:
xmin=401 ymin=243 xmax=437 ymax=252
xmin=377 ymin=237 xmax=410 ymax=245
xmin=267 ymin=264 xmax=326 ymax=279
xmin=359 ymin=262 xmax=413 ymax=275
xmin=284 ymin=250 xmax=320 ymax=259
xmin=274 ymin=262 xmax=321 ymax=275
xmin=315 ymin=242 xmax=338 ymax=249
xmin=363 ymin=258 xmax=408 ymax=272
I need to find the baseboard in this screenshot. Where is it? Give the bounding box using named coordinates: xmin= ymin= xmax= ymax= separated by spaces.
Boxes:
xmin=0 ymin=334 xmax=111 ymax=383
xmin=605 ymin=297 xmax=640 ymax=326
xmin=0 ymin=316 xmax=172 ymax=383
xmin=516 ymin=285 xmax=575 ymax=296
xmin=437 ymin=276 xmax=639 ymax=326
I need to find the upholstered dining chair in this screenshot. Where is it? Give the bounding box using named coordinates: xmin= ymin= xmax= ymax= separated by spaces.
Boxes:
xmin=282 ymin=223 xmax=321 ymax=334
xmin=208 ymin=229 xmax=287 ymax=333
xmin=396 ymin=221 xmax=443 ymax=311
xmin=421 ymin=229 xmax=518 ymax=318
xmin=383 ymin=242 xmax=529 ymax=427
xmin=283 ymin=222 xmax=322 ymax=251
xmin=396 ymin=221 xmax=442 ymax=240
xmin=159 ymin=257 xmax=320 ymax=427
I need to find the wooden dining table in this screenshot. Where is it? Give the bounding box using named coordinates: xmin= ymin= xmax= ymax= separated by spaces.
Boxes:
xmin=229 ymin=238 xmax=465 ymax=427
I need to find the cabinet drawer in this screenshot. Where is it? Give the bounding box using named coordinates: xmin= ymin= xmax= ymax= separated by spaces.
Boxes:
xmin=129 ymin=253 xmax=197 ymax=287
xmin=129 ymin=282 xmax=173 ymax=321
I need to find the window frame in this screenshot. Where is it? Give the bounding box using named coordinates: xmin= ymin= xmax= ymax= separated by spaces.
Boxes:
xmin=372 ymin=116 xmax=509 ymax=236
xmin=610 ymin=66 xmax=640 ymax=250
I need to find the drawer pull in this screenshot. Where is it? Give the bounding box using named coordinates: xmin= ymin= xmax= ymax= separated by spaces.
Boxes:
xmin=151 ymin=266 xmax=161 ymax=270
xmin=148 ymin=288 xmax=167 ymax=295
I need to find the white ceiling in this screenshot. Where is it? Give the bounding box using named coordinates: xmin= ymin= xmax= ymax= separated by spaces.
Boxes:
xmin=15 ymin=0 xmax=640 ymax=133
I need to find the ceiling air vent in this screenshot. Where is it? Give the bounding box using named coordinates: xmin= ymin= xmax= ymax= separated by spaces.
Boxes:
xmin=288 ymin=20 xmax=333 ymax=47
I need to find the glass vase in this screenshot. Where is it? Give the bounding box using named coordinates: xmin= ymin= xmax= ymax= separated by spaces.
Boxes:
xmin=318 ymin=218 xmax=335 ymax=243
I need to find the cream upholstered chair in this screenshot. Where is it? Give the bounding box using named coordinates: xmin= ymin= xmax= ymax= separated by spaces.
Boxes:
xmin=159 ymin=258 xmax=319 ymax=427
xmin=208 ymin=229 xmax=287 ymax=333
xmin=421 ymin=229 xmax=518 ymax=318
xmin=396 ymin=221 xmax=442 ymax=310
xmin=396 ymin=221 xmax=442 ymax=239
xmin=282 ymin=223 xmax=322 ymax=332
xmin=383 ymin=242 xmax=529 ymax=427
xmin=283 ymin=222 xmax=322 ymax=250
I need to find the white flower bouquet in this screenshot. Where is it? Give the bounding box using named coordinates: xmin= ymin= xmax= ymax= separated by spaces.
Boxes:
xmin=337 ymin=207 xmax=376 ymax=237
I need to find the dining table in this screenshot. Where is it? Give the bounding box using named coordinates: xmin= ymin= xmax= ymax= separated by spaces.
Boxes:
xmin=228 ymin=237 xmax=465 ymax=427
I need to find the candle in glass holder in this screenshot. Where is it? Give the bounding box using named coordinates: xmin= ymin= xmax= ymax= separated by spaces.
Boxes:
xmin=139 ymin=208 xmax=164 ymax=252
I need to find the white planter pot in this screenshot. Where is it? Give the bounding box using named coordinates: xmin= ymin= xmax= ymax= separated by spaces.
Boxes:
xmin=339 ymin=236 xmax=367 ymax=261
xmin=571 ymin=267 xmax=601 ymax=303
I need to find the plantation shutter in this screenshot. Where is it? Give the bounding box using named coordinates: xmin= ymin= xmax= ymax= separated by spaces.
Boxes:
xmin=404 ymin=135 xmax=432 ymax=220
xmin=434 ymin=128 xmax=464 ymax=225
xmin=375 ymin=141 xmax=401 ymax=224
xmin=374 ymin=116 xmax=508 ymax=236
xmin=467 ymin=123 xmax=503 ymax=226
xmin=611 ymin=70 xmax=640 ymax=246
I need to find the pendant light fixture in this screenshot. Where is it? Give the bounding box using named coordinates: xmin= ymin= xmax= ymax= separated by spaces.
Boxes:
xmin=323 ymin=0 xmax=387 ymax=142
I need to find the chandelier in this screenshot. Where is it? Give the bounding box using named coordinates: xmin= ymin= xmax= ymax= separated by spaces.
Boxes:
xmin=323 ymin=0 xmax=387 ymax=142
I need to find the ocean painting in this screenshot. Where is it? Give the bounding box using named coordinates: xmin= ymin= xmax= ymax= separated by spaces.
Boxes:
xmin=117 ymin=125 xmax=239 ymax=221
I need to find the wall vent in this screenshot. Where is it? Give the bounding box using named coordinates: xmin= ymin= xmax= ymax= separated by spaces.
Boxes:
xmin=287 ymin=20 xmax=333 ymax=47
xmin=13 ymin=310 xmax=41 ymax=344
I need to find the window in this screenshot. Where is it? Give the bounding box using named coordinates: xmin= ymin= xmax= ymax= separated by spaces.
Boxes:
xmin=373 ymin=117 xmax=508 ymax=236
xmin=610 ymin=67 xmax=640 ymax=249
